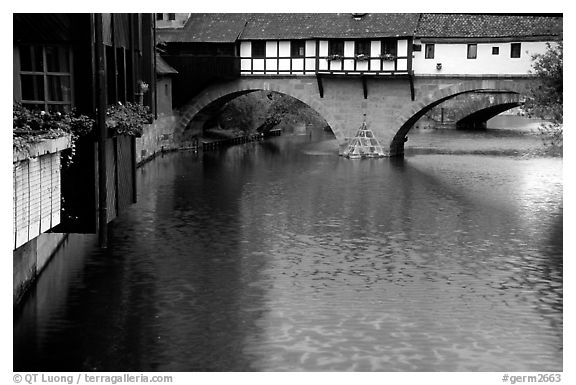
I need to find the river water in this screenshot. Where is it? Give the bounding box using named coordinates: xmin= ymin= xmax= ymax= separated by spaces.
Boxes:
xmin=14 ymin=116 xmax=562 ymax=372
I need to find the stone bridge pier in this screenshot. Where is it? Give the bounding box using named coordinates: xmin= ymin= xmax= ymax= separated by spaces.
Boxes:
xmin=175 ymin=76 xmax=533 ymax=156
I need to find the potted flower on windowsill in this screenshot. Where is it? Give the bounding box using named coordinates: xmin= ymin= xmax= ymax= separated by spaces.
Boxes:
xmin=380 ymin=53 xmax=396 ymax=61
xmin=355 ymin=54 xmax=369 ymax=61
xmin=105 ymin=102 xmax=153 ymax=138
xmin=13 ymin=103 xmax=94 ymax=161
xmin=325 ymin=54 xmax=343 ymax=62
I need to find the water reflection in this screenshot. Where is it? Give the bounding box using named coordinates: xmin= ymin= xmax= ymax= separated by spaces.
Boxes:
xmin=14 ymin=122 xmax=562 ymax=372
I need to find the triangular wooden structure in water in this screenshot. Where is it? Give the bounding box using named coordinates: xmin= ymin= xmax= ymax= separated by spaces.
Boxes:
xmin=342 ymin=118 xmax=386 ymax=159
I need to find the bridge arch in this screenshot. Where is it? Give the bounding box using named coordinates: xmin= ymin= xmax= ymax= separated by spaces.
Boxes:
xmin=174 ymin=78 xmax=343 ymax=142
xmin=391 ymin=79 xmax=531 ymax=153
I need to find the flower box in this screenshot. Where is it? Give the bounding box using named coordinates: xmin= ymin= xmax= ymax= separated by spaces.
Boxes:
xmin=13 ymin=136 xmax=72 ymax=249
xmin=325 ymin=54 xmax=343 ymax=61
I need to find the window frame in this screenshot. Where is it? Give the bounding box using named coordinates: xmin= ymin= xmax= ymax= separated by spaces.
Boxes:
xmin=381 ymin=38 xmax=397 ymax=56
xmin=291 ymin=40 xmax=305 ymax=58
xmin=467 ymin=44 xmax=478 ymax=59
xmin=328 ymin=40 xmax=344 ymax=57
xmin=354 ymin=40 xmax=371 ymax=56
xmin=251 ymin=41 xmax=266 ymax=58
xmin=18 ymin=44 xmax=74 ymax=112
xmin=492 ymin=46 xmax=499 ymax=55
xmin=156 ymin=13 xmax=164 ymax=21
xmin=424 ymin=43 xmax=435 ymax=59
xmin=168 ymin=13 xmax=176 ymax=21
xmin=510 ymin=43 xmax=521 ymax=58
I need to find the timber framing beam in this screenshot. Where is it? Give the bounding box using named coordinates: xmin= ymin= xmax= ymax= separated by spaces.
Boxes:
xmin=408 ymin=72 xmax=415 ymax=101
xmin=361 ymin=76 xmax=368 ymax=99
xmin=316 ymin=74 xmax=324 ymax=98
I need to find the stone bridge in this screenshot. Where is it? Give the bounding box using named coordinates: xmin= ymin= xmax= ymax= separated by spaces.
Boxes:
xmin=419 ymin=91 xmax=524 ymax=130
xmin=174 ymin=75 xmax=534 ymax=156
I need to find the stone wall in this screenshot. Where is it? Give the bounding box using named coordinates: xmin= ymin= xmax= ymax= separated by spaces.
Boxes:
xmin=135 ymin=113 xmax=180 ymax=165
xmin=13 ymin=233 xmax=67 ymax=306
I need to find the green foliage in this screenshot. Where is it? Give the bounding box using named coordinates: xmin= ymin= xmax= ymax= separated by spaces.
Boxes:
xmin=13 ymin=103 xmax=95 ymax=155
xmin=215 ymin=92 xmax=328 ymax=136
xmin=524 ymin=42 xmax=563 ymax=148
xmin=105 ymin=102 xmax=152 ymax=137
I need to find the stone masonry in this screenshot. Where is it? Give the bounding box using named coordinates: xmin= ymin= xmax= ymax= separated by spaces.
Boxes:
xmin=174 ymin=75 xmax=534 ymax=156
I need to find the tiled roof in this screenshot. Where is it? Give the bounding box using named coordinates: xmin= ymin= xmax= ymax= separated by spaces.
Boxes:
xmin=239 ymin=13 xmax=420 ymax=39
xmin=156 ymin=54 xmax=178 ymax=75
xmin=416 ymin=14 xmax=563 ymax=39
xmin=157 ymin=14 xmax=249 ymax=43
xmin=157 ymin=13 xmax=563 ymax=43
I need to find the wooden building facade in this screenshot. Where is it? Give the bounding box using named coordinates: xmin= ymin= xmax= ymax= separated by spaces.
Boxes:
xmin=13 ymin=13 xmax=157 ymax=236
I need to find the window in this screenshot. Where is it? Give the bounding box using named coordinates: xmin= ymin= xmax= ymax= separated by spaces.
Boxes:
xmin=467 ymin=44 xmax=477 ymax=59
xmin=492 ymin=47 xmax=499 ymax=55
xmin=413 ymin=44 xmax=422 ymax=52
xmin=382 ymin=39 xmax=397 ymax=56
xmin=252 ymin=41 xmax=266 ymax=58
xmin=168 ymin=13 xmax=176 ymax=21
xmin=511 ymin=43 xmax=521 ymax=58
xmin=329 ymin=40 xmax=344 ymax=56
xmin=156 ymin=13 xmax=164 ymax=20
xmin=355 ymin=40 xmax=370 ymax=56
xmin=291 ymin=40 xmax=305 ymax=57
xmin=425 ymin=44 xmax=435 ymax=59
xmin=18 ymin=45 xmax=72 ymax=112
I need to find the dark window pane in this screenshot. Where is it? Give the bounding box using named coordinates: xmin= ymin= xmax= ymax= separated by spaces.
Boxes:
xmin=492 ymin=47 xmax=499 ymax=55
xmin=21 ymin=75 xmax=45 ymax=101
xmin=20 ymin=46 xmax=43 ymax=72
xmin=329 ymin=41 xmax=344 ymax=56
xmin=511 ymin=43 xmax=521 ymax=58
xmin=252 ymin=41 xmax=266 ymax=58
xmin=355 ymin=40 xmax=370 ymax=56
xmin=382 ymin=39 xmax=397 ymax=56
xmin=168 ymin=13 xmax=176 ymax=21
xmin=47 ymin=104 xmax=71 ymax=113
xmin=291 ymin=41 xmax=305 ymax=57
xmin=425 ymin=44 xmax=434 ymax=59
xmin=47 ymin=76 xmax=71 ymax=102
xmin=467 ymin=44 xmax=477 ymax=59
xmin=22 ymin=103 xmax=45 ymax=111
xmin=46 ymin=46 xmax=70 ymax=72
xmin=156 ymin=13 xmax=164 ymax=20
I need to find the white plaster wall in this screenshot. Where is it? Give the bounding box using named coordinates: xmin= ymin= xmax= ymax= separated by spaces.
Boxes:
xmin=319 ymin=40 xmax=328 ymax=57
xmin=292 ymin=58 xmax=304 ymax=71
xmin=398 ymin=39 xmax=408 ymax=56
xmin=240 ymin=41 xmax=251 ymax=57
xmin=279 ymin=41 xmax=290 ymax=57
xmin=266 ymin=58 xmax=277 ymax=71
xmin=241 ymin=59 xmax=251 ymax=72
xmin=344 ymin=41 xmax=354 ymax=57
xmin=266 ymin=41 xmax=278 ymax=57
xmin=279 ymin=58 xmax=291 ymax=71
xmin=370 ymin=41 xmax=381 ymax=57
xmin=413 ymin=41 xmax=555 ymax=75
xmin=306 ymin=40 xmax=316 ymax=56
xmin=306 ymin=58 xmax=316 ymax=71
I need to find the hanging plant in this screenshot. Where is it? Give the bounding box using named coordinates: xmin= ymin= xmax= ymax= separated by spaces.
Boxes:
xmin=105 ymin=102 xmax=152 ymax=137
